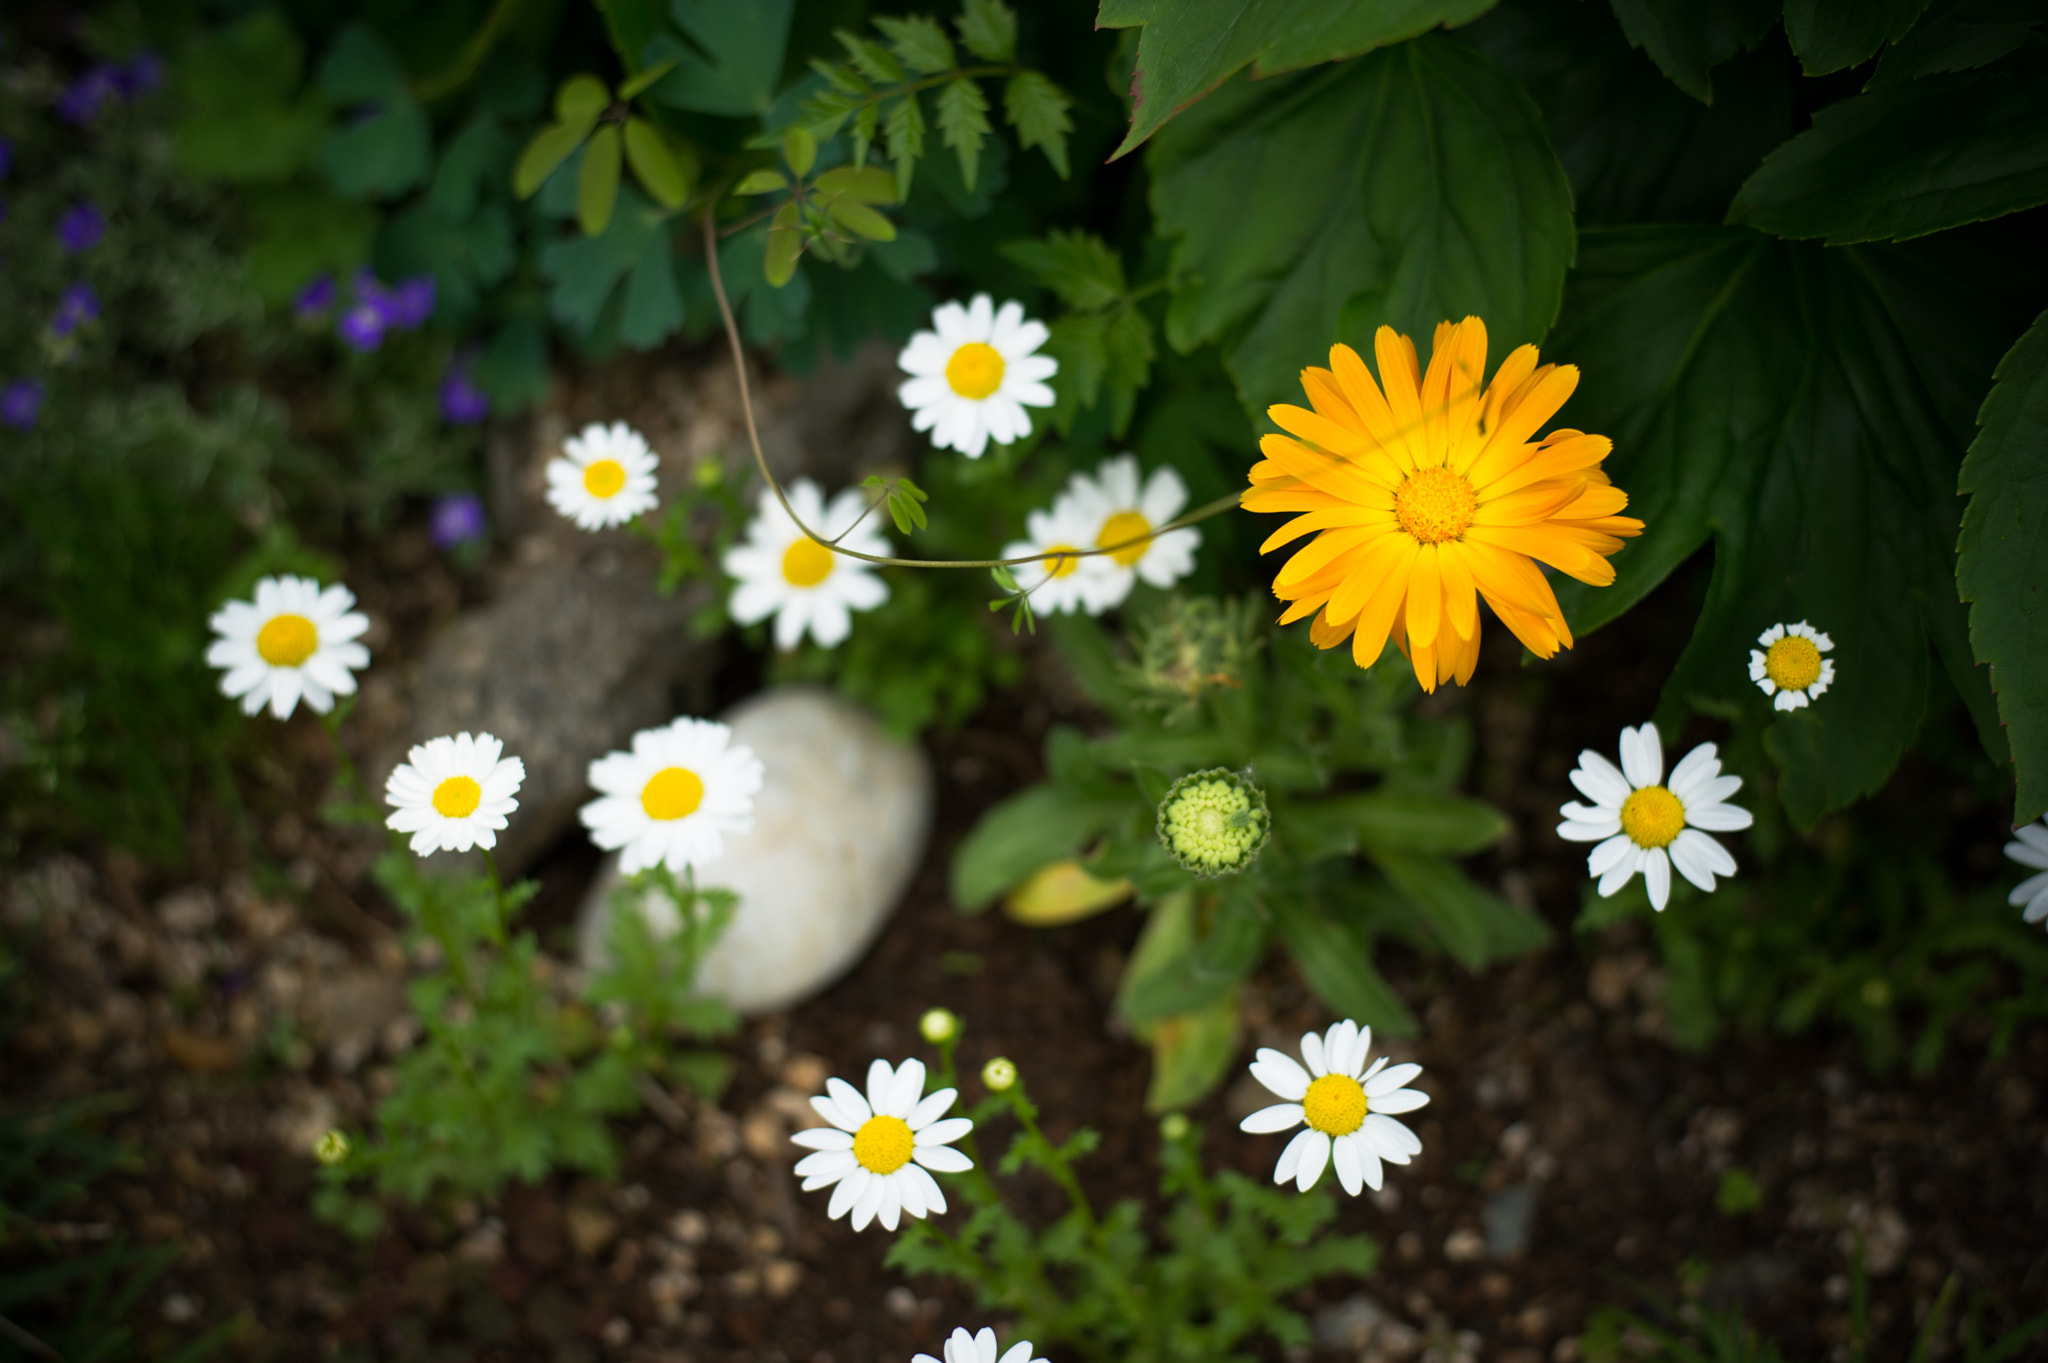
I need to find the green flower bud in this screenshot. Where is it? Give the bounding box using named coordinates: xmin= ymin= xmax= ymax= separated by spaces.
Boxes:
xmin=1159 ymin=1112 xmax=1191 ymax=1141
xmin=981 ymin=1056 xmax=1017 ymax=1091
xmin=1157 ymin=767 xmax=1270 ymax=877
xmin=693 ymin=457 xmax=724 ymax=490
xmin=313 ymin=1129 xmax=350 ymax=1165
xmin=919 ymin=1007 xmax=960 ymax=1044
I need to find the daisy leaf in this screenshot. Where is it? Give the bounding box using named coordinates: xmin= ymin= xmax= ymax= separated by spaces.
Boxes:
xmin=935 ymin=75 xmax=992 ymax=192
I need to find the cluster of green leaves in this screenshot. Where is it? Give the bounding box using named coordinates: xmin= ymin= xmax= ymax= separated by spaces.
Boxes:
xmin=887 ymin=1039 xmax=1376 ymax=1363
xmin=999 ymin=230 xmax=1159 ymax=438
xmin=953 ymin=599 xmax=1539 ymax=1107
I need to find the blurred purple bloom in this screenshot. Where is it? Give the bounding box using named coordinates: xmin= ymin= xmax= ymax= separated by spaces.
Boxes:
xmin=1 ymin=379 xmax=42 ymax=430
xmin=429 ymin=492 xmax=488 ymax=549
xmin=336 ymin=302 xmax=385 ymax=352
xmin=352 ymin=268 xmax=394 ymax=315
xmin=116 ymin=51 xmax=163 ymax=98
xmin=57 ymin=202 xmax=105 ymax=253
xmin=0 ymin=139 xmax=11 ymax=179
xmin=388 ymin=275 xmax=436 ymax=330
xmin=51 ymin=282 xmax=100 ymax=336
xmin=440 ymin=364 xmax=490 ymax=425
xmin=293 ymin=273 xmax=336 ymax=317
xmin=57 ymin=63 xmax=121 ymax=124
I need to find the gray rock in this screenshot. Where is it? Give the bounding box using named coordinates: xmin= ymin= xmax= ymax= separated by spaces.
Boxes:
xmin=577 ymin=686 xmax=931 ymax=1015
xmin=1483 ymin=1182 xmax=1537 ymax=1258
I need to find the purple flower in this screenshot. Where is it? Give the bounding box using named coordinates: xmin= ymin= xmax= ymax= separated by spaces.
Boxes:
xmin=57 ymin=202 xmax=105 ymax=254
xmin=57 ymin=63 xmax=121 ymax=124
xmin=352 ymin=268 xmax=395 ymax=316
xmin=440 ymin=365 xmax=490 ymax=425
xmin=1 ymin=379 xmax=42 ymax=430
xmin=293 ymin=273 xmax=336 ymax=318
xmin=115 ymin=51 xmax=163 ymax=99
xmin=336 ymin=301 xmax=385 ymax=352
xmin=429 ymin=492 xmax=488 ymax=549
xmin=0 ymin=139 xmax=11 ymax=179
xmin=388 ymin=275 xmax=437 ymax=330
xmin=51 ymin=282 xmax=100 ymax=336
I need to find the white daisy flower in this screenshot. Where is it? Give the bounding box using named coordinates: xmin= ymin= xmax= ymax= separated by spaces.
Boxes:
xmin=2005 ymin=818 xmax=2048 ymax=926
xmin=205 ymin=574 xmax=371 ymax=720
xmin=1748 ymin=620 xmax=1836 ymax=711
xmin=897 ymin=294 xmax=1058 ymax=458
xmin=721 ymin=479 xmax=890 ymax=650
xmin=1239 ymin=1018 xmax=1427 ymax=1196
xmin=790 ymin=1057 xmax=973 ymax=1232
xmin=1558 ymin=721 xmax=1753 ymax=911
xmin=579 ymin=717 xmax=764 ymax=875
xmin=1001 ymin=494 xmax=1114 ymax=617
xmin=1068 ymin=453 xmax=1200 ymax=609
xmin=915 ymin=1327 xmax=1048 ymax=1363
xmin=545 ymin=421 xmax=659 ymax=530
xmin=383 ymin=732 xmax=525 ymax=857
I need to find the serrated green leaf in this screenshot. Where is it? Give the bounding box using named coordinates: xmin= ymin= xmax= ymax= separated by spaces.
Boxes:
xmin=623 ymin=118 xmax=690 ymax=208
xmin=764 ymin=201 xmax=803 ymax=287
xmin=1043 ymin=313 xmax=1109 ymax=435
xmin=957 ymin=0 xmax=1019 ymax=61
xmin=877 ymin=14 xmax=957 ymax=74
xmin=734 ymin=168 xmax=789 ymax=195
xmin=1958 ymin=309 xmax=2048 ymax=822
xmin=1603 ymin=0 xmax=1779 ymax=102
xmin=783 ymin=126 xmax=818 ymax=178
xmin=885 ymin=92 xmax=928 ymax=197
xmin=1151 ymin=37 xmax=1574 ymax=421
xmin=934 ymin=76 xmax=992 ymax=191
xmin=838 ymin=31 xmax=906 ymax=84
xmin=1784 ymin=0 xmax=1932 ymax=74
xmin=852 ymin=101 xmax=882 ymax=168
xmin=514 ymin=120 xmax=595 ymax=198
xmin=814 ymin=165 xmax=900 ymax=203
xmin=1000 ymin=229 xmax=1126 ymax=310
xmin=321 ymin=99 xmax=432 ymax=200
xmin=1870 ymin=0 xmax=2040 ymax=87
xmin=1003 ymin=70 xmax=1072 ymax=178
xmin=1272 ymin=896 xmax=1418 ymax=1034
xmin=645 ymin=0 xmax=794 ymax=116
xmin=1728 ymin=45 xmax=2048 ymax=244
xmin=578 ymin=124 xmax=623 ymax=235
xmin=825 ymin=197 xmax=898 ymax=241
xmin=1548 ymin=226 xmax=2048 ymax=826
xmin=1102 ymin=307 xmax=1156 ymax=435
xmin=556 ymin=74 xmax=611 ymax=123
xmin=1097 ymin=0 xmax=1494 ymax=156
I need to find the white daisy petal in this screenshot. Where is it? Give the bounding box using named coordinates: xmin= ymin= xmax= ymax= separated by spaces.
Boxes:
xmin=911 ymin=1144 xmax=974 ymax=1173
xmin=914 ymin=1118 xmax=974 ymax=1148
xmin=2012 ymin=871 xmax=2048 ymax=909
xmin=1249 ymin=1049 xmax=1312 ymax=1101
xmin=897 ymin=296 xmax=1056 ymax=458
xmin=1643 ymin=847 xmax=1672 ymax=910
xmin=1240 ymin=1103 xmax=1306 ymax=1134
xmin=1364 ymin=1063 xmax=1423 ymax=1097
xmin=382 ymin=729 xmax=524 ymax=862
xmin=1273 ymin=1127 xmax=1318 ymax=1186
xmin=1368 ymin=1087 xmax=1429 ymax=1115
xmin=1293 ymin=1130 xmax=1332 ymax=1192
xmin=1570 ymin=752 xmax=1632 ymax=806
xmin=1332 ymin=1130 xmax=1365 ymax=1196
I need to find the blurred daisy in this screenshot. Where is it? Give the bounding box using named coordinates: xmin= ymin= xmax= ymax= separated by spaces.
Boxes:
xmin=722 ymin=479 xmax=890 ymax=650
xmin=2006 ymin=818 xmax=2048 ymax=926
xmin=384 ymin=732 xmax=524 ymax=856
xmin=580 ymin=717 xmax=763 ymax=875
xmin=1069 ymin=453 xmax=1200 ymax=609
xmin=1001 ymin=494 xmax=1112 ymax=617
xmin=1749 ymin=620 xmax=1835 ymax=711
xmin=897 ymin=294 xmax=1057 ymax=458
xmin=915 ymin=1327 xmax=1047 ymax=1363
xmin=206 ymin=575 xmax=370 ymax=720
xmin=1558 ymin=722 xmax=1752 ymax=911
xmin=790 ymin=1057 xmax=973 ymax=1232
xmin=546 ymin=421 xmax=659 ymax=530
xmin=1239 ymin=1018 xmax=1426 ymax=1196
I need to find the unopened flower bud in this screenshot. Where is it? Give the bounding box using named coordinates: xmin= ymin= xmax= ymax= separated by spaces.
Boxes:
xmin=1160 ymin=1112 xmax=1191 ymax=1141
xmin=981 ymin=1056 xmax=1017 ymax=1091
xmin=693 ymin=457 xmax=724 ymax=490
xmin=1157 ymin=767 xmax=1270 ymax=877
xmin=919 ymin=1007 xmax=959 ymax=1044
xmin=313 ymin=1129 xmax=350 ymax=1165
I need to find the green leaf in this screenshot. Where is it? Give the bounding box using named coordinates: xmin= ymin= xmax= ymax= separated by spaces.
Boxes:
xmin=317 ymin=25 xmax=408 ymax=102
xmin=1291 ymin=789 xmax=1508 ymax=858
xmin=1870 ymin=0 xmax=2042 ymax=87
xmin=1727 ymin=44 xmax=2048 ymax=244
xmin=876 ymin=14 xmax=956 ymax=75
xmin=934 ymin=76 xmax=992 ymax=192
xmin=513 ymin=119 xmax=596 ymax=198
xmin=814 ymin=165 xmax=900 ymax=203
xmin=1373 ymin=851 xmax=1547 ymax=968
xmin=1000 ymin=230 xmax=1126 ymax=310
xmin=1043 ymin=313 xmax=1108 ymax=435
xmin=734 ymin=168 xmax=789 ymax=195
xmin=957 ymin=0 xmax=1019 ymax=62
xmin=950 ymin=784 xmax=1123 ymax=911
xmin=1003 ymin=71 xmax=1073 ymax=178
xmin=837 ymin=32 xmax=905 ymax=84
xmin=617 ymin=57 xmax=680 ymax=101
xmin=1102 ymin=307 xmax=1157 ymax=436
xmin=242 ymin=187 xmax=376 ymax=303
xmin=431 ymin=119 xmax=515 ymax=220
xmin=1151 ymin=36 xmax=1575 ymax=422
xmin=1784 ymin=0 xmax=1932 ymax=73
xmin=783 ymin=126 xmax=818 ymax=178
xmin=1097 ymin=0 xmax=1495 ymax=156
xmin=1272 ymin=896 xmax=1418 ymax=1034
xmin=624 ymin=117 xmax=690 ymax=208
xmin=764 ymin=202 xmax=803 ymax=287
xmin=1145 ymin=990 xmax=1241 ymax=1112
xmin=1602 ymin=0 xmax=1779 ymax=101
xmin=619 ymin=230 xmax=684 ymax=348
xmin=1958 ymin=309 xmax=2048 ymax=822
xmin=646 ymin=0 xmax=795 ymax=116
xmin=825 ymin=197 xmax=898 ymax=241
xmin=172 ymin=12 xmax=329 ymax=185
xmin=540 ymin=187 xmax=668 ymax=332
xmin=885 ymin=92 xmax=929 ymax=198
xmin=556 ymin=74 xmax=612 ymax=123
xmin=321 ymin=100 xmax=432 ymax=200
xmin=578 ymin=124 xmax=624 ymax=236
xmin=1548 ymin=226 xmax=2048 ymax=826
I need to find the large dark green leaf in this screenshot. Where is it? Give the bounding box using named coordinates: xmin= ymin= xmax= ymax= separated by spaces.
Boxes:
xmin=1869 ymin=0 xmax=2044 ymax=87
xmin=646 ymin=0 xmax=794 ymax=116
xmin=1549 ymin=226 xmax=2046 ymax=826
xmin=1095 ymin=0 xmax=1495 ymax=156
xmin=1150 ymin=36 xmax=1574 ymax=422
xmin=1958 ymin=310 xmax=2048 ymax=822
xmin=1783 ymin=0 xmax=1930 ymax=73
xmin=1729 ymin=40 xmax=2048 ymax=244
xmin=1604 ymin=0 xmax=1779 ymax=101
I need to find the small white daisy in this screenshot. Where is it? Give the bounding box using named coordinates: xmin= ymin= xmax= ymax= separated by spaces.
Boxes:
xmin=1239 ymin=1018 xmax=1427 ymax=1196
xmin=1068 ymin=453 xmax=1200 ymax=609
xmin=205 ymin=574 xmax=371 ymax=720
xmin=790 ymin=1057 xmax=973 ymax=1232
xmin=1748 ymin=620 xmax=1836 ymax=711
xmin=384 ymin=732 xmax=525 ymax=856
xmin=545 ymin=421 xmax=660 ymax=530
xmin=1558 ymin=721 xmax=1753 ymax=911
xmin=915 ymin=1327 xmax=1048 ymax=1363
xmin=2006 ymin=818 xmax=2048 ymax=926
xmin=897 ymin=294 xmax=1058 ymax=458
xmin=721 ymin=479 xmax=890 ymax=650
xmin=580 ymin=717 xmax=764 ymax=875
xmin=1001 ymin=494 xmax=1114 ymax=617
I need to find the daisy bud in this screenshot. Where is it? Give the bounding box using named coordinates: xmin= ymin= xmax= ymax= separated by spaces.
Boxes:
xmin=919 ymin=1007 xmax=959 ymax=1044
xmin=1157 ymin=767 xmax=1270 ymax=877
xmin=1159 ymin=1112 xmax=1190 ymax=1141
xmin=981 ymin=1056 xmax=1017 ymax=1091
xmin=313 ymin=1129 xmax=350 ymax=1165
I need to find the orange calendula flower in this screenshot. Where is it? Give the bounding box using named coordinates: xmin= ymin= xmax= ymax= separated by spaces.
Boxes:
xmin=1243 ymin=317 xmax=1643 ymax=692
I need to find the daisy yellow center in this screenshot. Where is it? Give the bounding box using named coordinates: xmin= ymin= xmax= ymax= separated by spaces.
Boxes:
xmin=852 ymin=1114 xmax=914 ymax=1174
xmin=781 ymin=537 xmax=835 ymax=587
xmin=1099 ymin=510 xmax=1152 ymax=567
xmin=1044 ymin=544 xmax=1082 ymax=579
xmin=1302 ymin=1072 xmax=1368 ymax=1136
xmin=256 ymin=613 xmax=318 ymax=667
xmin=583 ymin=459 xmax=627 ymax=498
xmin=432 ymin=775 xmax=481 ymax=819
xmin=1765 ymin=636 xmax=1822 ymax=692
xmin=1620 ymin=785 xmax=1685 ymax=849
xmin=640 ymin=767 xmax=704 ymax=821
xmin=945 ymin=342 xmax=1005 ymax=400
xmin=1393 ymin=466 xmax=1477 ymax=544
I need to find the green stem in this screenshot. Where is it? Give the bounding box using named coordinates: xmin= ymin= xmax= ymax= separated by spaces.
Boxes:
xmin=413 ymin=0 xmax=523 ymax=103
xmin=319 ymin=706 xmax=368 ymax=811
xmin=479 ymin=846 xmax=510 ymax=943
xmin=1006 ymin=1083 xmax=1095 ymax=1229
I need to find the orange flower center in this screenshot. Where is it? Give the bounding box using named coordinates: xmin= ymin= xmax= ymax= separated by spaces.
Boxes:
xmin=1394 ymin=467 xmax=1477 ymax=544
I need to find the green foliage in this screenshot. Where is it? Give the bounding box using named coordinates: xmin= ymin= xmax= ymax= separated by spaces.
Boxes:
xmin=1603 ymin=0 xmax=1778 ymax=101
xmin=1958 ymin=310 xmax=2048 ymax=822
xmin=1001 ymin=230 xmax=1158 ymax=436
xmin=646 ymin=0 xmax=794 ymax=115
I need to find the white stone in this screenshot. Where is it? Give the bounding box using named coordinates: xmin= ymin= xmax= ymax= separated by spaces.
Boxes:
xmin=575 ymin=686 xmax=931 ymax=1015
